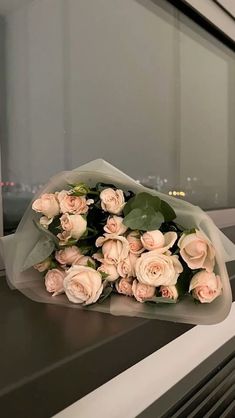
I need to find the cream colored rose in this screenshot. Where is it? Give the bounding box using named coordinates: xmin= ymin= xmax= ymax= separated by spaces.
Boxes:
xmin=57 ymin=190 xmax=93 ymax=215
xmin=55 ymin=246 xmax=83 ymax=265
xmin=132 ymin=280 xmax=155 ymax=303
xmin=39 ymin=216 xmax=53 ymax=229
xmin=64 ymin=265 xmax=103 ymax=305
xmin=60 ymin=213 xmax=87 ymax=240
xmin=45 ymin=268 xmax=66 ymax=296
xmin=32 ymin=193 xmax=60 ymax=219
xmin=97 ymin=263 xmax=119 ymax=282
xmin=104 ymin=216 xmax=128 ymax=235
xmin=96 ymin=234 xmax=129 ymax=264
xmin=100 ymin=188 xmax=125 ymax=215
xmin=189 ymin=270 xmax=222 ymax=303
xmin=141 ymin=231 xmax=177 ymax=253
xmin=116 ymin=277 xmax=133 ymax=296
xmin=34 ymin=257 xmax=51 ymax=272
xmin=160 ymin=285 xmax=178 ymax=300
xmin=178 ymin=230 xmax=215 ymax=272
xmin=136 ymin=251 xmax=183 ymax=287
xmin=127 ymin=231 xmax=144 ymax=254
xmin=117 ymin=253 xmax=138 ymax=278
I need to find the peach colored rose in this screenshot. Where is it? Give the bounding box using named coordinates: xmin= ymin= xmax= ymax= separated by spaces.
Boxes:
xmin=60 ymin=213 xmax=87 ymax=240
xmin=104 ymin=216 xmax=127 ymax=235
xmin=97 ymin=263 xmax=119 ymax=282
xmin=141 ymin=231 xmax=177 ymax=253
xmin=32 ymin=193 xmax=60 ymax=219
xmin=117 ymin=253 xmax=138 ymax=278
xmin=160 ymin=285 xmax=178 ymax=300
xmin=136 ymin=251 xmax=183 ymax=286
xmin=189 ymin=270 xmax=222 ymax=303
xmin=93 ymin=252 xmax=104 ymax=263
xmin=57 ymin=190 xmax=93 ymax=215
xmin=132 ymin=280 xmax=155 ymax=303
xmin=45 ymin=268 xmax=66 ymax=296
xmin=74 ymin=256 xmax=95 ymax=267
xmin=100 ymin=188 xmax=125 ymax=215
xmin=127 ymin=231 xmax=144 ymax=254
xmin=96 ymin=234 xmax=129 ymax=264
xmin=34 ymin=257 xmax=51 ymax=272
xmin=178 ymin=230 xmax=215 ymax=272
xmin=64 ymin=265 xmax=103 ymax=305
xmin=39 ymin=216 xmax=53 ymax=229
xmin=116 ymin=277 xmax=133 ymax=296
xmin=57 ymin=230 xmax=72 ymax=246
xmin=55 ymin=246 xmax=83 ymax=265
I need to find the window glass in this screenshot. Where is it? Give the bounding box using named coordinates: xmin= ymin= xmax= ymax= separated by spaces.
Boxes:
xmin=0 ymin=0 xmax=234 ymax=232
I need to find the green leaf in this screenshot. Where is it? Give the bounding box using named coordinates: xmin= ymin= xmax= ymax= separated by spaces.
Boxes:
xmin=68 ymin=182 xmax=90 ymax=195
xmin=183 ymin=228 xmax=196 ymax=236
xmin=50 ymin=260 xmax=58 ymax=269
xmin=123 ymin=192 xmax=161 ymax=216
xmin=160 ymin=200 xmax=176 ymax=222
xmin=145 ymin=296 xmax=177 ymax=304
xmin=100 ymin=271 xmax=109 ymax=279
xmin=87 ymin=259 xmax=96 ymax=269
xmin=123 ymin=207 xmax=164 ymax=231
xmin=22 ymin=236 xmax=55 ymax=271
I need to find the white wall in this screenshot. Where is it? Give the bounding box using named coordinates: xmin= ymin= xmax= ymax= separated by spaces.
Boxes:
xmin=4 ymin=0 xmax=235 ymax=207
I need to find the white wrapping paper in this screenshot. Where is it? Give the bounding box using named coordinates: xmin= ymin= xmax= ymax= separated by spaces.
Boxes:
xmin=1 ymin=159 xmax=235 ymax=324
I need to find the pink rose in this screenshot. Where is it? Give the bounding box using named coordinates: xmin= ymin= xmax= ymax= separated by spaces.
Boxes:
xmin=32 ymin=193 xmax=60 ymax=219
xmin=127 ymin=231 xmax=144 ymax=254
xmin=104 ymin=216 xmax=127 ymax=235
xmin=45 ymin=268 xmax=66 ymax=296
xmin=100 ymin=188 xmax=125 ymax=215
xmin=160 ymin=285 xmax=178 ymax=300
xmin=60 ymin=213 xmax=87 ymax=240
xmin=97 ymin=263 xmax=119 ymax=282
xmin=93 ymin=252 xmax=104 ymax=263
xmin=39 ymin=216 xmax=53 ymax=229
xmin=57 ymin=190 xmax=93 ymax=215
xmin=178 ymin=230 xmax=215 ymax=272
xmin=116 ymin=277 xmax=133 ymax=296
xmin=96 ymin=234 xmax=129 ymax=264
xmin=34 ymin=257 xmax=51 ymax=272
xmin=63 ymin=265 xmax=103 ymax=305
xmin=136 ymin=251 xmax=183 ymax=286
xmin=141 ymin=231 xmax=177 ymax=253
xmin=117 ymin=253 xmax=138 ymax=278
xmin=132 ymin=280 xmax=155 ymax=303
xmin=55 ymin=246 xmax=83 ymax=265
xmin=189 ymin=270 xmax=222 ymax=303
xmin=74 ymin=256 xmax=95 ymax=267
xmin=57 ymin=230 xmax=72 ymax=246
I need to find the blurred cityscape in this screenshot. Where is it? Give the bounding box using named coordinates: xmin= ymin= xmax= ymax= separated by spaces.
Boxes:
xmin=1 ymin=175 xmax=224 ymax=234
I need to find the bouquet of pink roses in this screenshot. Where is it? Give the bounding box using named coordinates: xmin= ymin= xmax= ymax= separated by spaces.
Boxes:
xmin=32 ymin=182 xmax=222 ymax=308
xmin=1 ymin=160 xmax=235 ymax=324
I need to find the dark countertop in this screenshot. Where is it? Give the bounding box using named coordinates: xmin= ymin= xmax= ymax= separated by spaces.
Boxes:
xmin=0 ymin=264 xmax=234 ymax=418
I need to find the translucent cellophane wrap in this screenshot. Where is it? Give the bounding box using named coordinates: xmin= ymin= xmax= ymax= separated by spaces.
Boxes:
xmin=1 ymin=160 xmax=235 ymax=324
